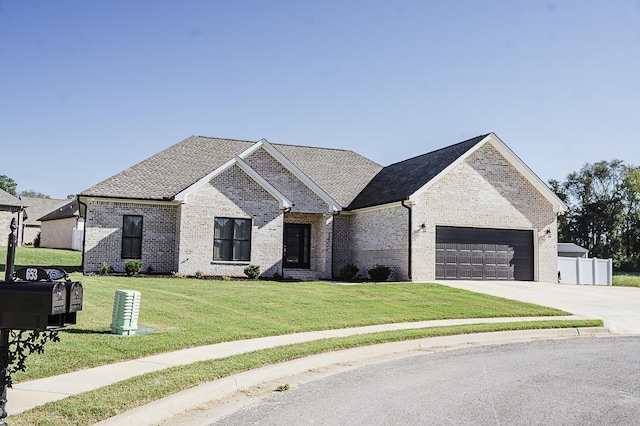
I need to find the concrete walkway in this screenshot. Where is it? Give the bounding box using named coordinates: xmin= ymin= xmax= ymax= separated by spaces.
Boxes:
xmin=8 ymin=315 xmax=589 ymax=415
xmin=10 ymin=279 xmax=638 ymax=424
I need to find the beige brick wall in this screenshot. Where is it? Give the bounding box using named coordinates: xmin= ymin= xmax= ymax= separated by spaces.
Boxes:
xmin=178 ymin=164 xmax=284 ymax=278
xmin=0 ymin=209 xmax=18 ymax=246
xmin=84 ymin=200 xmax=178 ymax=274
xmin=412 ymin=143 xmax=558 ymax=283
xmin=347 ymin=204 xmax=409 ymax=281
xmin=40 ymin=218 xmax=76 ymax=249
xmin=332 ymin=213 xmax=352 ymax=277
xmin=83 ymin=149 xmax=338 ymax=279
xmin=244 ymin=148 xmax=330 ymax=214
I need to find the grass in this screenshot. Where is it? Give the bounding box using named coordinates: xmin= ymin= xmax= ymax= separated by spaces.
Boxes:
xmin=9 ymin=318 xmax=603 ymax=426
xmin=613 ymin=272 xmax=640 ymax=287
xmin=14 ymin=274 xmax=570 ymax=381
xmin=1 ymin=247 xmax=570 ymax=382
xmin=0 ymin=246 xmax=83 ymax=274
xmin=0 ymin=247 xmax=600 ymax=424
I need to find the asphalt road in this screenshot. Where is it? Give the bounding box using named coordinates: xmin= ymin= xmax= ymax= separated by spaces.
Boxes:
xmin=212 ymin=337 xmax=640 ymax=426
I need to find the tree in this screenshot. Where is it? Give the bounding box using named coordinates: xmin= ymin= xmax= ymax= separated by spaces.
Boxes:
xmin=619 ymin=166 xmax=640 ymax=268
xmin=18 ymin=190 xmax=50 ymax=199
xmin=552 ymin=159 xmax=640 ymax=270
xmin=561 ymin=160 xmax=625 ymax=259
xmin=0 ymin=175 xmax=17 ymax=196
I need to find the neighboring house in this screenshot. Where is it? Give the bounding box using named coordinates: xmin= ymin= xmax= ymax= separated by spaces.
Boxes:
xmin=20 ymin=197 xmax=69 ymax=245
xmin=557 ymin=242 xmax=589 ymax=258
xmin=79 ymin=133 xmax=567 ymax=283
xmin=0 ymin=189 xmax=23 ymax=245
xmin=38 ymin=199 xmax=84 ymax=251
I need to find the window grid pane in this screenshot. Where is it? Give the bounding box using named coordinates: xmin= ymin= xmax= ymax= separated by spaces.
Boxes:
xmin=214 ymin=217 xmax=251 ymax=261
xmin=122 ymin=215 xmax=143 ymax=259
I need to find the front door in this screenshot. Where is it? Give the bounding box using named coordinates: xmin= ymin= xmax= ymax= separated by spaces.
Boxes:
xmin=283 ymin=223 xmax=310 ymax=269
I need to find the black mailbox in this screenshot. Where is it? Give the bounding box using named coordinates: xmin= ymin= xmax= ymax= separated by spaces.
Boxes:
xmin=0 ymin=267 xmax=84 ymax=330
xmin=61 ymin=281 xmax=83 ymax=326
xmin=0 ymin=281 xmax=68 ymax=330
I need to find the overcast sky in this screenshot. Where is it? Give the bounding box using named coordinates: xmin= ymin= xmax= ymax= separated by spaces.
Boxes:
xmin=1 ymin=0 xmax=639 ymax=200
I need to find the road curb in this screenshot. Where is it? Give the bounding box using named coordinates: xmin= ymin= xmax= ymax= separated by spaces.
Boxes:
xmin=96 ymin=327 xmax=612 ymax=425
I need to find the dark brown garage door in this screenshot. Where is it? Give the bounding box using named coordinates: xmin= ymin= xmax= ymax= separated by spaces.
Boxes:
xmin=435 ymin=227 xmax=534 ymax=281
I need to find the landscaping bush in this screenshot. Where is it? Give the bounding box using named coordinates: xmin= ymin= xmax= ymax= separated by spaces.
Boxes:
xmin=368 ymin=264 xmax=391 ymax=282
xmin=339 ymin=263 xmax=359 ymax=280
xmin=34 ymin=232 xmax=41 ymax=248
xmin=124 ymin=259 xmax=143 ymax=276
xmin=244 ymin=264 xmax=260 ymax=279
xmin=101 ymin=262 xmax=110 ymax=275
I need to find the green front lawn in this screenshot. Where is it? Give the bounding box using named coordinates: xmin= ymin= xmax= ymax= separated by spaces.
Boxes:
xmin=0 ymin=248 xmax=595 ymax=425
xmin=2 ymin=248 xmax=568 ymax=381
xmin=16 ymin=275 xmax=569 ymax=381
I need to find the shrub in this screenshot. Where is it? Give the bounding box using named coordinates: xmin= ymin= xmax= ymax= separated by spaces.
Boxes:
xmin=368 ymin=264 xmax=391 ymax=282
xmin=124 ymin=259 xmax=143 ymax=276
xmin=34 ymin=232 xmax=41 ymax=248
xmin=244 ymin=264 xmax=261 ymax=279
xmin=339 ymin=263 xmax=359 ymax=280
xmin=195 ymin=271 xmax=203 ymax=279
xmin=101 ymin=262 xmax=110 ymax=275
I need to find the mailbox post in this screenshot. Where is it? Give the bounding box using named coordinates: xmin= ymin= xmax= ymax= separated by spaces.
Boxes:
xmin=0 ymin=219 xmax=83 ymax=425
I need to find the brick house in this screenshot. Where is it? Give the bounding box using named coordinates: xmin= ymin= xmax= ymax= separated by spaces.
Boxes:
xmin=0 ymin=189 xmax=23 ymax=245
xmin=78 ymin=133 xmax=566 ymax=282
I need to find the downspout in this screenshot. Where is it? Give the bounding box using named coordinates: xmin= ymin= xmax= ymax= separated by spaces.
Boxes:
xmin=331 ymin=210 xmax=340 ymax=279
xmin=401 ymin=199 xmax=412 ymax=280
xmin=280 ymin=206 xmax=291 ymax=277
xmin=77 ymin=197 xmax=88 ymax=274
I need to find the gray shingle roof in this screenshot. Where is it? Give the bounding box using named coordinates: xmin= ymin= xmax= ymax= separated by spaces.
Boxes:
xmin=80 ymin=136 xmax=383 ymax=207
xmin=21 ymin=197 xmax=70 ymax=225
xmin=38 ymin=199 xmax=79 ymax=222
xmin=557 ymin=243 xmax=589 ymax=254
xmin=347 ymin=134 xmax=490 ymax=210
xmin=0 ymin=189 xmax=22 ymax=208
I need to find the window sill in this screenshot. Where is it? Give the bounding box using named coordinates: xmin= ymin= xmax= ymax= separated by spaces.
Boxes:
xmin=211 ymin=261 xmax=251 ymax=266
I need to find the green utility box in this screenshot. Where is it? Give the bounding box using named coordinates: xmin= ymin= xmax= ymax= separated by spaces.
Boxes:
xmin=110 ymin=289 xmax=141 ymax=336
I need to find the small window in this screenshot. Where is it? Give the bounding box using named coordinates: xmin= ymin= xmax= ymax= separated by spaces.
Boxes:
xmin=122 ymin=215 xmax=143 ymax=259
xmin=214 ymin=217 xmax=251 ymax=261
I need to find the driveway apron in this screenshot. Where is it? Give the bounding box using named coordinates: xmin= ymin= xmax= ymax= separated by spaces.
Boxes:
xmin=436 ymin=280 xmax=640 ymax=335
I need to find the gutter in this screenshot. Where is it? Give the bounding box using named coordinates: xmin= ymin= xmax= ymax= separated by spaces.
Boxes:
xmin=401 ymin=199 xmax=412 ymax=280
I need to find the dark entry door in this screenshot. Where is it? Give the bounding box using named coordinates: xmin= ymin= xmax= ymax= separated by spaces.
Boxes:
xmin=435 ymin=226 xmax=534 ymax=281
xmin=283 ymin=224 xmax=311 ymax=269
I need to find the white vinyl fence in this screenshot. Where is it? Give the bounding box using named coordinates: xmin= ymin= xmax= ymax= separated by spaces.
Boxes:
xmin=72 ymin=229 xmax=83 ymax=251
xmin=558 ymin=257 xmax=612 ymax=286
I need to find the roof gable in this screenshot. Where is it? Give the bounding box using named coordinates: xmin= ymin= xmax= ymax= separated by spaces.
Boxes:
xmin=80 ymin=136 xmax=381 ymax=208
xmin=175 ymin=155 xmax=293 ymax=209
xmin=347 ymin=133 xmax=567 ymax=214
xmin=38 ymin=199 xmax=80 ymax=222
xmin=347 ymin=134 xmax=488 ymax=210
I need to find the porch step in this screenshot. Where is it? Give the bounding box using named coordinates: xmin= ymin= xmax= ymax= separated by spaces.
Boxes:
xmin=283 ymin=269 xmax=327 ymax=281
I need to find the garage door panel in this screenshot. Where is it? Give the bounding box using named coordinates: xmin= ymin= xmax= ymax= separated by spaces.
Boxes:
xmin=435 ymin=226 xmax=533 ymax=281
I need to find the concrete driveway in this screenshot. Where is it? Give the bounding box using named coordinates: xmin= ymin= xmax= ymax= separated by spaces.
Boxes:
xmin=436 ymin=280 xmax=640 ymax=335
